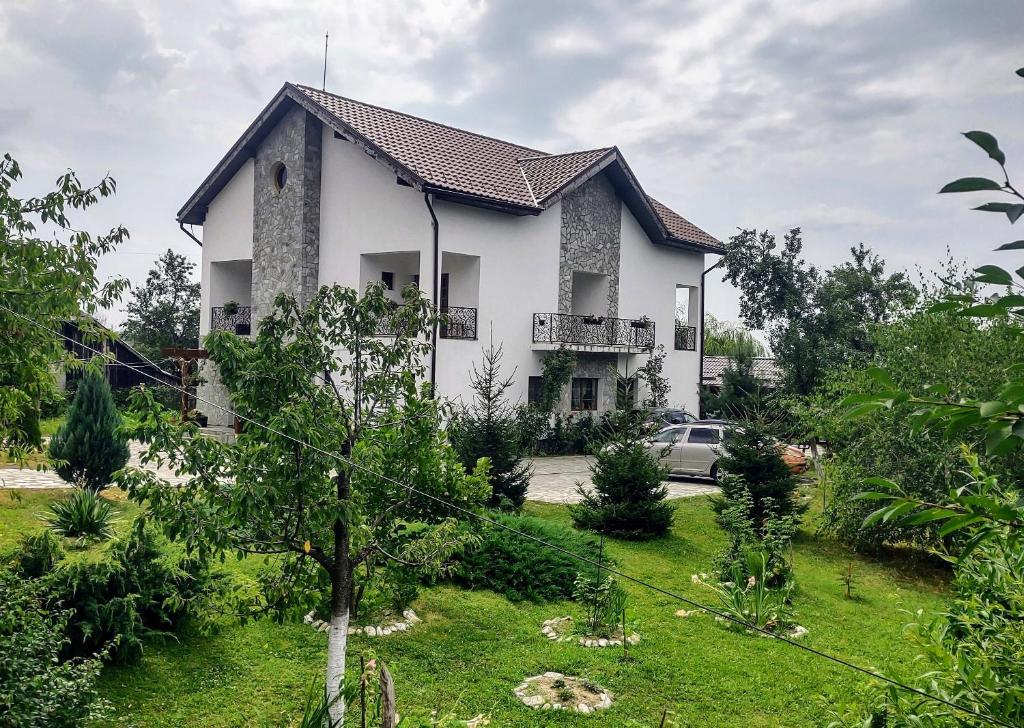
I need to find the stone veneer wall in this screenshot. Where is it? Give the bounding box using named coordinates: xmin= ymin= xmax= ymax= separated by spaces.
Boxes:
xmin=200 ymin=106 xmax=323 ymax=427
xmin=251 ymin=106 xmax=323 ymax=322
xmin=557 ymin=352 xmax=618 ymax=414
xmin=558 ymin=174 xmax=622 ymax=318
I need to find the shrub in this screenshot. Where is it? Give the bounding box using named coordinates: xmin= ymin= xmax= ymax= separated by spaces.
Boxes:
xmin=572 ymin=572 xmax=627 ymax=637
xmin=43 ymin=489 xmax=117 ymax=543
xmin=712 ymin=420 xmax=805 ymax=531
xmin=47 ymin=369 xmax=130 ymax=491
xmin=449 ymin=343 xmax=531 ymax=509
xmin=0 ymin=569 xmax=109 ymax=727
xmin=11 ymin=523 xmax=223 ymax=664
xmin=694 ymin=551 xmax=795 ymax=634
xmin=570 ymin=413 xmax=673 ymax=540
xmin=449 ymin=515 xmax=604 ymax=602
xmin=712 ymin=488 xmax=796 ymax=588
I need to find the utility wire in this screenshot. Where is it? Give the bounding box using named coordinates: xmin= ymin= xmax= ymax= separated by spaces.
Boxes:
xmin=1 ymin=302 xmax=1009 ymax=728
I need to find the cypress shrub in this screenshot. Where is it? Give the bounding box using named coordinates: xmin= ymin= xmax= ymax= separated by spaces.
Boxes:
xmin=48 ymin=369 xmax=129 ymax=491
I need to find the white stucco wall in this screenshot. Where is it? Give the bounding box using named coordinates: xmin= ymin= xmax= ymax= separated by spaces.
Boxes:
xmin=199 ymin=159 xmax=255 ymax=336
xmin=618 ymin=204 xmax=705 ymax=414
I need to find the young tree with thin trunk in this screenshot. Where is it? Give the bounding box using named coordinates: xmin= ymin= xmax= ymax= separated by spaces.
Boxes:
xmin=120 ymin=283 xmax=488 ymax=725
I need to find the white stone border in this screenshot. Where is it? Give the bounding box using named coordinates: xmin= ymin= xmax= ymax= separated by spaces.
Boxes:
xmin=541 ymin=616 xmax=640 ymax=648
xmin=304 ymin=608 xmax=420 ymax=637
xmin=513 ymin=673 xmax=613 ymax=714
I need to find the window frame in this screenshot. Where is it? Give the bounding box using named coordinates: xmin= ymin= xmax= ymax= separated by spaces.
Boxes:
xmin=381 ymin=271 xmax=395 ymax=290
xmin=686 ymin=426 xmax=722 ymax=445
xmin=527 ymin=376 xmax=544 ymax=407
xmin=570 ymin=377 xmax=599 ymax=412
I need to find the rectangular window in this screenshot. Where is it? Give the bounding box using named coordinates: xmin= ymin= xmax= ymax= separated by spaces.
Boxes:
xmin=411 ymin=274 xmax=420 ymax=287
xmin=528 ymin=376 xmax=544 ymax=406
xmin=381 ymin=271 xmax=395 ymax=290
xmin=571 ymin=377 xmax=598 ymax=411
xmin=687 ymin=427 xmax=721 ymax=444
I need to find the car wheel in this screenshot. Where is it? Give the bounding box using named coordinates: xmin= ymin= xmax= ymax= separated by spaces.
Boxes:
xmin=710 ymin=463 xmax=721 ymax=484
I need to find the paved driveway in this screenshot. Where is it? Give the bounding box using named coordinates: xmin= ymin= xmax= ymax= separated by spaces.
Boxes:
xmin=0 ymin=442 xmax=188 ymax=489
xmin=526 ymin=455 xmax=719 ymax=504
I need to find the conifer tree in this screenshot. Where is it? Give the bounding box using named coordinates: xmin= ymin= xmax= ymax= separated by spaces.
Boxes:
xmin=570 ymin=412 xmax=673 ymax=539
xmin=48 ymin=369 xmax=129 ymax=491
xmin=451 ymin=341 xmax=532 ymax=508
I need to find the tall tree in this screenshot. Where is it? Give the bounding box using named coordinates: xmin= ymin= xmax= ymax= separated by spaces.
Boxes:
xmin=121 ymin=249 xmax=199 ymax=363
xmin=451 ymin=341 xmax=532 ymax=509
xmin=721 ymin=231 xmax=915 ymax=396
xmin=703 ymin=315 xmax=766 ymax=359
xmin=120 ymin=283 xmax=488 ymax=725
xmin=0 ymin=154 xmax=127 ymax=454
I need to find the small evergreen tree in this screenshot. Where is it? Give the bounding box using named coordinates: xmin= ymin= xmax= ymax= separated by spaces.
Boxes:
xmin=570 ymin=412 xmax=674 ymax=540
xmin=48 ymin=369 xmax=129 ymax=491
xmin=700 ymin=350 xmax=765 ymax=420
xmin=712 ymin=419 xmax=804 ymax=531
xmin=450 ymin=342 xmax=532 ymax=508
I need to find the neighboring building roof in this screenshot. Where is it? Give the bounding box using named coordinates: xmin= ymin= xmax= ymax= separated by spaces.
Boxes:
xmin=61 ymin=319 xmax=180 ymax=388
xmin=178 ymin=83 xmax=723 ymax=254
xmin=702 ymin=355 xmax=782 ymax=388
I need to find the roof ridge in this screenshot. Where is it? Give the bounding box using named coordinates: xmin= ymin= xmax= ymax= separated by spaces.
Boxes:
xmin=292 ymin=83 xmax=548 ymax=157
xmin=516 ymin=147 xmax=613 ymax=163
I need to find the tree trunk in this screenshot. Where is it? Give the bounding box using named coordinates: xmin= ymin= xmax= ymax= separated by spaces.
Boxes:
xmin=326 ymin=571 xmax=351 ymax=726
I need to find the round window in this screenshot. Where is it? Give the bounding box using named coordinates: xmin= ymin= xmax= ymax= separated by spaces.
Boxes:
xmin=271 ymin=162 xmax=288 ymax=191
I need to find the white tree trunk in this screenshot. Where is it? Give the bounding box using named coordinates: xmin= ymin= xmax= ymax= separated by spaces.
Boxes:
xmin=326 ymin=609 xmax=350 ymax=726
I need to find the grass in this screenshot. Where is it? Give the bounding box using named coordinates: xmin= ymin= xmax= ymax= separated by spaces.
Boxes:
xmin=0 ymin=487 xmax=949 ymax=727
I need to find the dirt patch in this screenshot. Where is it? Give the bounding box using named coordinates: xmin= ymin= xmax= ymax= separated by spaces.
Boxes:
xmin=513 ymin=673 xmax=613 ymax=713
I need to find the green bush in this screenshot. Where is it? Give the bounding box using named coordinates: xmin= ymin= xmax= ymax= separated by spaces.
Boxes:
xmin=712 ymin=488 xmax=796 ymax=588
xmin=43 ymin=489 xmax=117 ymax=542
xmin=449 ymin=515 xmax=604 ymax=602
xmin=47 ymin=369 xmax=130 ymax=491
xmin=11 ymin=524 xmax=223 ymax=664
xmin=0 ymin=569 xmax=109 ymax=727
xmin=570 ymin=414 xmax=673 ymax=540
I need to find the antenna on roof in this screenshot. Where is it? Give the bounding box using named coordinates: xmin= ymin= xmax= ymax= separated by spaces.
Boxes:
xmin=322 ymin=32 xmax=329 ymax=91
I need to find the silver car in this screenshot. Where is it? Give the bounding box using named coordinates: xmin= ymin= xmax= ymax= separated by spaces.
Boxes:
xmin=647 ymin=424 xmax=726 ymax=481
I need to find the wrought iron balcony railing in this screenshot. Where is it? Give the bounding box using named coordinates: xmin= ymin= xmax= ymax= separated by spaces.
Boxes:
xmin=674 ymin=323 xmax=697 ymax=351
xmin=374 ymin=304 xmax=478 ymax=340
xmin=211 ymin=305 xmax=252 ymax=335
xmin=533 ymin=313 xmax=655 ymax=350
xmin=440 ymin=306 xmax=477 ymax=340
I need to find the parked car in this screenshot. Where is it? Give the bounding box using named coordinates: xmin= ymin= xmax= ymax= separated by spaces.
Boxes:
xmin=646 ymin=423 xmax=808 ymax=482
xmin=644 ymin=408 xmax=698 ymax=427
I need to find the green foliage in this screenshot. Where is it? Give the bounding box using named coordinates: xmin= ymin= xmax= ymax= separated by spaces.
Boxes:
xmin=721 ymin=231 xmax=915 ymax=396
xmin=703 ymin=315 xmax=766 ymax=358
xmin=47 ymin=369 xmax=129 ymax=491
xmin=449 ymin=514 xmax=603 ymax=602
xmin=43 ymin=489 xmax=117 ymax=543
xmin=712 ymin=420 xmax=805 ymax=531
xmin=0 ymin=153 xmax=128 ymax=458
xmin=540 ymin=347 xmax=576 ymax=412
xmin=712 ymin=488 xmax=796 ymax=589
xmin=637 ymin=344 xmax=670 ymax=408
xmin=120 ymin=249 xmax=200 ymax=365
xmin=0 ymin=569 xmax=109 ymax=727
xmin=572 ymin=572 xmax=627 ymax=637
xmin=449 ymin=343 xmax=532 ymax=509
xmin=694 ymin=551 xmax=795 ymax=634
xmin=119 ymin=283 xmax=489 ymax=721
xmin=10 ymin=522 xmax=223 ymax=665
xmin=11 ymin=529 xmax=64 ymax=579
xmin=700 ymin=350 xmax=768 ymax=421
xmin=570 ymin=413 xmax=673 ymax=540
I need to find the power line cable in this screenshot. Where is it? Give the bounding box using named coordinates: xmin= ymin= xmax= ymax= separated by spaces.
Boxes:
xmin=0 ymin=302 xmax=1009 ymax=727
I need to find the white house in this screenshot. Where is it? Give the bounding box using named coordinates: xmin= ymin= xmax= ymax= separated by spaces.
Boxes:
xmin=177 ymin=83 xmax=723 ymax=426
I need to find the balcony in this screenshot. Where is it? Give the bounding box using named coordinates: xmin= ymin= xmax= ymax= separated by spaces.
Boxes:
xmin=211 ymin=305 xmax=252 ymax=335
xmin=674 ymin=323 xmax=697 ymax=351
xmin=374 ymin=304 xmax=478 ymax=340
xmin=533 ymin=313 xmax=655 ymax=351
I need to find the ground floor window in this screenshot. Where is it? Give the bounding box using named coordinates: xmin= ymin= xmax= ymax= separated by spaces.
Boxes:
xmin=571 ymin=377 xmax=598 ymax=411
xmin=528 ymin=376 xmax=544 ymax=406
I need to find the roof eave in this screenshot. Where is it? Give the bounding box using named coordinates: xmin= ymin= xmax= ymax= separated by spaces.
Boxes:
xmin=424 ymin=185 xmax=541 ymax=216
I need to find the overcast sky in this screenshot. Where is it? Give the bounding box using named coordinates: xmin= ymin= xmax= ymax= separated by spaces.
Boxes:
xmin=2 ymin=0 xmax=1022 ymax=331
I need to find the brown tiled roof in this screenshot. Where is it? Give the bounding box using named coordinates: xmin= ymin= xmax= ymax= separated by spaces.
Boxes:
xmin=648 ymin=197 xmax=723 ymax=251
xmin=702 ymin=356 xmax=781 ymax=387
xmin=297 ymin=85 xmax=543 ymax=208
xmin=518 ymin=148 xmax=613 ymax=202
xmin=180 ymin=82 xmax=721 ymax=251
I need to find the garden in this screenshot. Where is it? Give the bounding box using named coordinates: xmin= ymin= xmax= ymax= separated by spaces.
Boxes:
xmin=3 ymin=66 xmax=1024 ymax=728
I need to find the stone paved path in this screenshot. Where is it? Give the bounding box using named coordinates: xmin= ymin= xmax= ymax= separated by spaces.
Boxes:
xmin=526 ymin=455 xmax=719 ymax=504
xmin=0 ymin=442 xmax=189 ymax=489
xmin=1 ymin=449 xmax=719 ymax=505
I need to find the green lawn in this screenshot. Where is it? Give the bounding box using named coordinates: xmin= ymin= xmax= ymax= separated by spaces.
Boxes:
xmin=0 ymin=488 xmax=949 ymax=727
